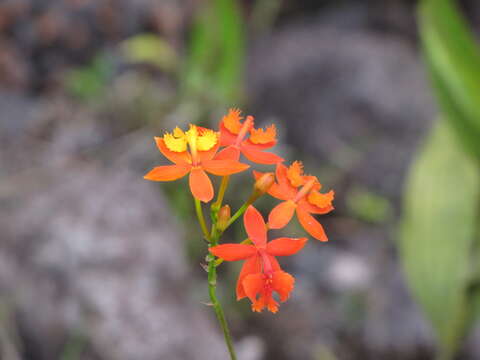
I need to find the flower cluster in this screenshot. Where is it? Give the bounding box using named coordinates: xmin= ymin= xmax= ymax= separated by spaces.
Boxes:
xmin=144 ymin=108 xmax=335 ymax=313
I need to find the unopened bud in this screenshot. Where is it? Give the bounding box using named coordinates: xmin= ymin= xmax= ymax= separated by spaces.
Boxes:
xmin=254 ymin=172 xmax=275 ymax=195
xmin=217 ymin=205 xmax=231 ymax=231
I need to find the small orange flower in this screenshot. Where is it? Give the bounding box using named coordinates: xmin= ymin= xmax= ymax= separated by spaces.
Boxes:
xmin=144 ymin=124 xmax=250 ymax=202
xmin=216 ymin=108 xmax=284 ymax=165
xmin=254 ymin=161 xmax=334 ymax=241
xmin=209 ymin=205 xmax=307 ymax=313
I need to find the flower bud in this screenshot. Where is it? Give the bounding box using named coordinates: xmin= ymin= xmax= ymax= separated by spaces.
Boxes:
xmin=254 ymin=172 xmax=275 ymax=195
xmin=217 ymin=205 xmax=231 ymax=232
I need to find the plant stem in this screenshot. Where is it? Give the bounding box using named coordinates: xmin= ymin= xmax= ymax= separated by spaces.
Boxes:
xmin=213 ymin=176 xmax=230 ymax=210
xmin=208 ymin=229 xmax=237 ymax=360
xmin=194 ymin=198 xmax=210 ymax=241
xmin=223 ymin=192 xmax=260 ymax=232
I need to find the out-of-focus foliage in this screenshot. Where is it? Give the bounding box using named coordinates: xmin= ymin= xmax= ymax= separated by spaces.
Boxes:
xmin=400 ymin=0 xmax=480 ymax=358
xmin=400 ymin=120 xmax=479 ymax=359
xmin=121 ymin=34 xmax=177 ymax=72
xmin=346 ymin=186 xmax=392 ymax=224
xmin=420 ymin=0 xmax=480 ymax=160
xmin=182 ymin=0 xmax=245 ymax=104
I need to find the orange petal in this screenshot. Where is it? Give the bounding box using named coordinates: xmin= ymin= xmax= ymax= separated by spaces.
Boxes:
xmin=275 ymin=163 xmax=298 ymax=197
xmin=254 ymin=171 xmax=293 ymax=201
xmin=214 ymin=145 xmax=241 ymax=161
xmin=272 ymin=271 xmax=295 ymax=302
xmin=298 ymin=199 xmax=334 ymax=214
xmin=198 ymin=142 xmax=220 ymax=162
xmin=244 ymin=205 xmax=267 ymax=248
xmin=266 ymin=237 xmax=308 ymax=256
xmin=219 ymin=122 xmax=238 ymax=146
xmin=189 ymin=168 xmax=214 ymax=202
xmin=143 ymin=164 xmax=191 ymax=181
xmin=241 ymin=146 xmax=284 ymax=165
xmin=268 ymin=254 xmax=281 ymax=272
xmin=154 ymin=137 xmax=191 ymax=164
xmin=209 ymin=244 xmax=257 ymax=261
xmin=242 ymin=273 xmax=264 ymax=303
xmin=296 ymin=207 xmax=328 ymax=241
xmin=268 ymin=200 xmax=296 ymax=229
xmin=202 ymin=159 xmax=250 ymax=176
xmin=236 ymin=256 xmax=262 ymax=300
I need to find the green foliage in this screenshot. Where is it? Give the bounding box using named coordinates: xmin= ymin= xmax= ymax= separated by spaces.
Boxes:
xmin=121 ymin=34 xmax=177 ymax=72
xmin=400 ymin=1 xmax=480 ymax=358
xmin=419 ymin=0 xmax=480 ymax=160
xmin=182 ymin=0 xmax=245 ymax=104
xmin=66 ymin=54 xmax=112 ymax=101
xmin=346 ymin=187 xmax=392 ymax=223
xmin=400 ymin=121 xmax=479 ymax=359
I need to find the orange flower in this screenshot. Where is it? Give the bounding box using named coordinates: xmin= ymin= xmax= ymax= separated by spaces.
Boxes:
xmin=209 ymin=205 xmax=307 ymax=313
xmin=216 ymin=108 xmax=284 ymax=165
xmin=254 ymin=161 xmax=334 ymax=241
xmin=144 ymin=124 xmax=250 ymax=202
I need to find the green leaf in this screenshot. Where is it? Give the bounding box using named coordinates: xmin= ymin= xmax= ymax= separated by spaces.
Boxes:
xmin=419 ymin=0 xmax=480 ymax=159
xmin=121 ymin=34 xmax=177 ymax=71
xmin=182 ymin=0 xmax=245 ymax=103
xmin=400 ymin=119 xmax=480 ymax=359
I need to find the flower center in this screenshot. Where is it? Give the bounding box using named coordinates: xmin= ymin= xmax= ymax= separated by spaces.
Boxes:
xmin=294 ymin=178 xmax=317 ymax=203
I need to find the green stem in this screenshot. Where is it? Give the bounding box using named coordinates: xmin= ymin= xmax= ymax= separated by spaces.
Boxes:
xmin=213 ymin=176 xmax=230 ymax=210
xmin=222 ymin=192 xmax=260 ymax=232
xmin=208 ymin=230 xmax=237 ymax=360
xmin=194 ymin=198 xmax=210 ymax=241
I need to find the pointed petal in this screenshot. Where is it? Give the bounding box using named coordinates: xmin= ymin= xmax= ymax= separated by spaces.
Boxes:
xmin=244 ymin=205 xmax=267 ymax=248
xmin=241 ymin=145 xmax=284 ymax=165
xmin=144 ymin=164 xmax=190 ymax=181
xmin=189 ymin=168 xmax=214 ymax=202
xmin=209 ymin=244 xmax=257 ymax=261
xmin=268 ymin=200 xmax=296 ymax=229
xmin=198 ymin=142 xmax=220 ymax=162
xmin=236 ymin=256 xmax=262 ymax=300
xmin=267 ymin=237 xmax=308 ymax=256
xmin=275 ymin=163 xmax=298 ymax=197
xmin=242 ymin=273 xmax=264 ymax=303
xmin=214 ymin=146 xmax=241 ymax=161
xmin=202 ymin=159 xmax=250 ymax=176
xmin=219 ymin=122 xmax=238 ymax=146
xmin=272 ymin=271 xmax=295 ymax=302
xmin=253 ymin=171 xmax=291 ymax=200
xmin=296 ymin=207 xmax=328 ymax=241
xmin=154 ymin=137 xmax=191 ymax=164
xmin=268 ymin=254 xmax=281 ymax=271
xmin=297 ymin=199 xmax=334 ymax=214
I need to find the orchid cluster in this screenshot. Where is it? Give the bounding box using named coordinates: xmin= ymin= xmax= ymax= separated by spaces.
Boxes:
xmin=144 ymin=109 xmax=334 ymax=359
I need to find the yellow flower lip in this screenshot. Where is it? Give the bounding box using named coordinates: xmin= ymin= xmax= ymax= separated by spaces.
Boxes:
xmin=163 ymin=124 xmax=218 ymax=154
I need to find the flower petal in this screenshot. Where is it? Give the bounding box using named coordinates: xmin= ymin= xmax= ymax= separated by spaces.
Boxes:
xmin=267 ymin=254 xmax=281 ymax=272
xmin=154 ymin=137 xmax=191 ymax=164
xmin=268 ymin=200 xmax=296 ymax=229
xmin=241 ymin=145 xmax=283 ymax=165
xmin=266 ymin=237 xmax=308 ymax=256
xmin=198 ymin=142 xmax=220 ymax=162
xmin=202 ymin=159 xmax=250 ymax=176
xmin=297 ymin=199 xmax=334 ymax=214
xmin=209 ymin=244 xmax=257 ymax=261
xmin=253 ymin=171 xmax=291 ymax=200
xmin=143 ymin=164 xmax=191 ymax=181
xmin=275 ymin=163 xmax=298 ymax=197
xmin=219 ymin=122 xmax=238 ymax=146
xmin=296 ymin=207 xmax=328 ymax=241
xmin=244 ymin=205 xmax=267 ymax=248
xmin=236 ymin=256 xmax=262 ymax=300
xmin=214 ymin=145 xmax=241 ymax=161
xmin=242 ymin=273 xmax=264 ymax=304
xmin=189 ymin=168 xmax=214 ymax=202
xmin=272 ymin=271 xmax=295 ymax=302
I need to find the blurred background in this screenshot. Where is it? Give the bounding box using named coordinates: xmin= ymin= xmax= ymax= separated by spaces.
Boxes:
xmin=1 ymin=0 xmax=480 ymax=359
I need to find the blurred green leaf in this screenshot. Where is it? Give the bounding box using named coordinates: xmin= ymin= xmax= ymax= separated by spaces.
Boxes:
xmin=66 ymin=55 xmax=112 ymax=101
xmin=400 ymin=120 xmax=480 ymax=359
xmin=121 ymin=34 xmax=177 ymax=71
xmin=419 ymin=0 xmax=480 ymax=159
xmin=182 ymin=0 xmax=245 ymax=103
xmin=346 ymin=187 xmax=392 ymax=224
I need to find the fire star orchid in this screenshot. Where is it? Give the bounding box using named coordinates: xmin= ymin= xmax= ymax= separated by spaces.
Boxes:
xmin=216 ymin=108 xmax=284 ymax=165
xmin=210 ymin=205 xmax=307 ymax=313
xmin=144 ymin=124 xmax=250 ymax=202
xmin=255 ymin=161 xmax=334 ymax=241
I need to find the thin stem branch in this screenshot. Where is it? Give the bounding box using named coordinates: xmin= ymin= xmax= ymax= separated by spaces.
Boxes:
xmin=208 ymin=229 xmax=237 ymax=360
xmin=223 ymin=192 xmax=260 ymax=232
xmin=194 ymin=198 xmax=210 ymax=241
xmin=213 ymin=176 xmax=230 ymax=210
